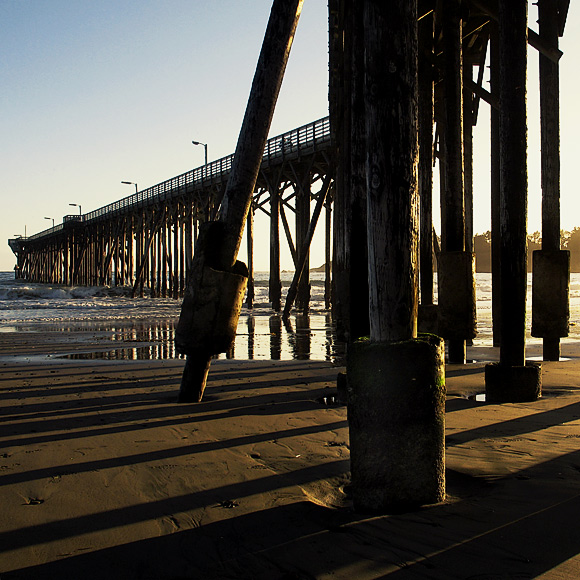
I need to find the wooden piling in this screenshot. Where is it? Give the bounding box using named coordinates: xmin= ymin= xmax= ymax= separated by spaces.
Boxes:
xmin=486 ymin=0 xmax=541 ymax=402
xmin=499 ymin=0 xmax=528 ymax=368
xmin=463 ymin=63 xmax=474 ymax=254
xmin=490 ymin=22 xmax=502 ymax=348
xmin=246 ymin=208 xmax=255 ymax=309
xmin=532 ymin=0 xmax=569 ymax=361
xmin=269 ymin=188 xmax=282 ymax=311
xmin=296 ymin=174 xmax=311 ymax=312
xmin=324 ymin=198 xmax=332 ymax=310
xmin=176 ymin=0 xmax=304 ymax=402
xmin=346 ymin=0 xmax=446 ymax=514
xmin=347 ymin=0 xmax=370 ymax=342
xmin=440 ymin=0 xmax=469 ymax=364
xmin=329 ymin=0 xmax=349 ymax=340
xmin=364 ymin=3 xmax=419 ymax=343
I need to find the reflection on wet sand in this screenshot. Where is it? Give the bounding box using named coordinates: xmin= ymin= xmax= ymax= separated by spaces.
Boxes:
xmin=60 ymin=313 xmax=345 ymax=363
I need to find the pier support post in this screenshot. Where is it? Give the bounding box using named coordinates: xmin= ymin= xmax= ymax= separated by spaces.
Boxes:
xmin=532 ymin=249 xmax=569 ymax=356
xmin=346 ymin=0 xmax=445 ymax=513
xmin=490 ymin=22 xmax=502 ymax=347
xmin=324 ymin=199 xmax=332 ymax=310
xmin=246 ymin=208 xmax=255 ymax=309
xmin=176 ymin=0 xmax=303 ymax=401
xmin=329 ymin=0 xmax=349 ymax=341
xmin=485 ymin=0 xmax=541 ymax=402
xmin=532 ymin=0 xmax=569 ymax=361
xmin=296 ymin=175 xmax=311 ymax=312
xmin=269 ymin=188 xmax=282 ymax=311
xmin=438 ymin=0 xmax=474 ymax=364
xmin=347 ymin=0 xmax=370 ymax=342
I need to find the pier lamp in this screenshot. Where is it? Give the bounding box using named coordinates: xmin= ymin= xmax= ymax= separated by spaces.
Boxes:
xmin=44 ymin=217 xmax=55 ymax=227
xmin=121 ymin=181 xmax=138 ymax=193
xmin=69 ymin=203 xmax=82 ymax=215
xmin=192 ymin=140 xmax=208 ymax=165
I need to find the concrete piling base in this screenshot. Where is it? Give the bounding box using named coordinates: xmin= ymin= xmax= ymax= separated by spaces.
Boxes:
xmin=485 ymin=362 xmax=542 ymax=402
xmin=346 ymin=334 xmax=446 ymax=513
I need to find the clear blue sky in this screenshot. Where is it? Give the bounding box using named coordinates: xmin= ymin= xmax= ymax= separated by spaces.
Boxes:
xmin=1 ymin=1 xmax=579 ymax=273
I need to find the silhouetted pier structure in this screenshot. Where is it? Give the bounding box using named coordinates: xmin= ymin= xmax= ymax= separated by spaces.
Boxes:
xmin=9 ymin=117 xmax=332 ymax=308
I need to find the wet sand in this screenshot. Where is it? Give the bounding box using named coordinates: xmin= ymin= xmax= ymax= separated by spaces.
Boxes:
xmin=1 ymin=328 xmax=580 ymax=579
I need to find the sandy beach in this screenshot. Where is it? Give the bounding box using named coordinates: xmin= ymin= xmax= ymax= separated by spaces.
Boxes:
xmin=1 ymin=327 xmax=580 ymax=579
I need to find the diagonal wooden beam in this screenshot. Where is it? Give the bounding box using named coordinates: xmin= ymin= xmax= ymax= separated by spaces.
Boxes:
xmin=282 ymin=173 xmax=332 ymax=319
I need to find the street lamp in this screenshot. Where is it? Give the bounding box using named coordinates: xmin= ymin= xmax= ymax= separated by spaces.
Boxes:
xmin=192 ymin=140 xmax=208 ymax=165
xmin=121 ymin=181 xmax=138 ymax=193
xmin=44 ymin=217 xmax=55 ymax=227
xmin=69 ymin=203 xmax=82 ymax=215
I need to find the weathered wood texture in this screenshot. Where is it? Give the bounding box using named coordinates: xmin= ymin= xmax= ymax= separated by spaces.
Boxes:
xmin=441 ymin=0 xmax=465 ymax=253
xmin=347 ymin=0 xmax=370 ymax=341
xmin=498 ymin=0 xmax=528 ymax=367
xmin=364 ymin=0 xmax=419 ymax=343
xmin=175 ymin=0 xmax=303 ymax=402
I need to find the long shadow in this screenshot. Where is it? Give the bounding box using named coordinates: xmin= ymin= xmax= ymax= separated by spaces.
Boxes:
xmin=0 ymin=393 xmax=170 ymax=420
xmin=0 ymin=363 xmax=338 ymax=402
xmin=446 ymin=399 xmax=580 ymax=446
xmin=0 ymin=359 xmax=331 ymax=383
xmin=5 ymin=450 xmax=580 ymax=580
xmin=0 ymin=419 xmax=347 ymax=488
xmin=0 ymin=386 xmax=343 ymax=448
xmin=0 ymin=458 xmax=350 ymax=555
xmin=1 ymin=363 xmax=334 ymax=399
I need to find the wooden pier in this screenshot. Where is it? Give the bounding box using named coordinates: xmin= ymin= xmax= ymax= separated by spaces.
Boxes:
xmin=9 ymin=117 xmax=332 ymax=308
xmin=8 ymin=0 xmax=570 ymax=365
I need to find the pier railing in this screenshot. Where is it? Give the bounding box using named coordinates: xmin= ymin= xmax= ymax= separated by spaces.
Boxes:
xmin=26 ymin=116 xmax=331 ymax=241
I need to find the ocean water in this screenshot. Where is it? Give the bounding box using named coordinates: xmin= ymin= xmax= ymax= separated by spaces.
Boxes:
xmin=1 ymin=270 xmax=579 ymax=361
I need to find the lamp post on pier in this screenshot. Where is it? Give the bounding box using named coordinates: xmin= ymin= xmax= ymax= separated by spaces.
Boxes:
xmin=44 ymin=217 xmax=55 ymax=228
xmin=121 ymin=181 xmax=138 ymax=193
xmin=69 ymin=203 xmax=82 ymax=215
xmin=192 ymin=140 xmax=208 ymax=165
